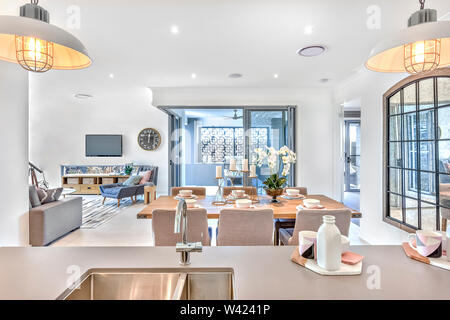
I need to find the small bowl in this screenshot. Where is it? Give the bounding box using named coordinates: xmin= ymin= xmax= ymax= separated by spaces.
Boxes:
xmin=236 ymin=199 xmax=252 ymax=208
xmin=303 ymin=199 xmax=320 ymax=208
xmin=179 ymin=190 xmax=193 ymax=197
xmin=286 ymin=189 xmax=300 ymax=196
xmin=185 ymin=199 xmax=197 ymax=208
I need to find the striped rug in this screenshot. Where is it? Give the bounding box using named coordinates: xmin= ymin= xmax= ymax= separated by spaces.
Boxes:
xmin=81 ymin=197 xmax=139 ymax=229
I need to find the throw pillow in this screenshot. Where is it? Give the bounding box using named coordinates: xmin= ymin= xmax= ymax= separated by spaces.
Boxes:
xmin=123 ymin=175 xmax=142 ymax=186
xmin=139 ymin=170 xmax=153 ymax=184
xmin=37 ymin=188 xmax=63 ymax=204
xmin=29 ymin=186 xmax=41 ymax=208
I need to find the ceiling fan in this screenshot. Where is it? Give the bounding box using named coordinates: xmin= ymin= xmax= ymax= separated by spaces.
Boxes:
xmin=224 ymin=110 xmax=243 ymax=120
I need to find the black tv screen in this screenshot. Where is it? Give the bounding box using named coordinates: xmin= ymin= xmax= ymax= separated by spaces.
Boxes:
xmin=86 ymin=135 xmax=122 ymax=157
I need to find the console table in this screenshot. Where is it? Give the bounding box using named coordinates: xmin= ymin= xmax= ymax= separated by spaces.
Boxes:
xmin=62 ymin=174 xmax=130 ymax=195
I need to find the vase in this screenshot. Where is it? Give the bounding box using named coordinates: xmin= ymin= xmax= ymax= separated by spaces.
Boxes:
xmin=317 ymin=215 xmax=342 ymax=271
xmin=265 ymin=188 xmax=283 ymax=203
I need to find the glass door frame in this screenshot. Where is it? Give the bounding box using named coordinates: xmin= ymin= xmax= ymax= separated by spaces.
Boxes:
xmin=344 ymin=120 xmax=361 ymax=192
xmin=161 ymin=106 xmax=297 ymax=192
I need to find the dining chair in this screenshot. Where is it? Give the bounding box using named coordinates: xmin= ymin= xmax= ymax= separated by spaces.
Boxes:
xmin=223 ymin=186 xmax=257 ymax=197
xmin=152 ymin=208 xmax=211 ymax=246
xmin=171 ymin=187 xmax=206 ymax=196
xmin=217 ymin=209 xmax=274 ymax=246
xmin=274 ymin=187 xmax=308 ymax=245
xmin=278 ymin=209 xmax=352 ymax=246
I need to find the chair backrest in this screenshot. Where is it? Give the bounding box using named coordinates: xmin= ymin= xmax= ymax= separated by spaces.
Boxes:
xmin=223 ymin=186 xmax=257 ymax=196
xmin=171 ymin=187 xmax=206 ymax=196
xmin=283 ymin=186 xmax=308 ymax=195
xmin=288 ymin=209 xmax=352 ymax=245
xmin=217 ymin=209 xmax=274 ymax=246
xmin=152 ymin=209 xmax=210 ymax=246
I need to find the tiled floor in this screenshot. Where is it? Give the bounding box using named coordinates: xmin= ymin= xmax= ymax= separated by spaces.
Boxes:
xmin=52 ymin=195 xmax=368 ymax=247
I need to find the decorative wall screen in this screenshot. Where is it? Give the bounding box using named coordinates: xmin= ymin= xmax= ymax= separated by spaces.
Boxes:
xmin=200 ymin=127 xmax=268 ymax=163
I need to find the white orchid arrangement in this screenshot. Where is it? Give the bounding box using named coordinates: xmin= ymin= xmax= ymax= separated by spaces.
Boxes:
xmin=253 ymin=146 xmax=296 ymax=177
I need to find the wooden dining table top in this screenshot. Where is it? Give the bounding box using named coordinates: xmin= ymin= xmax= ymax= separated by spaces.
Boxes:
xmin=137 ymin=194 xmax=361 ymax=219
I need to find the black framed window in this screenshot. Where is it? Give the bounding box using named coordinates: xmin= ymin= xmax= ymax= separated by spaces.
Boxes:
xmin=386 ymin=76 xmax=450 ymax=231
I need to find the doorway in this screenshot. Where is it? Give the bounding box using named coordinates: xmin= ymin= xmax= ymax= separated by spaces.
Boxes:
xmin=162 ymin=106 xmax=296 ymax=194
xmin=343 ymin=120 xmax=361 ymax=212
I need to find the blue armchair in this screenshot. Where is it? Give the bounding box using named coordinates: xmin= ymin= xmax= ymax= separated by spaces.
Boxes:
xmin=100 ymin=166 xmax=158 ymax=207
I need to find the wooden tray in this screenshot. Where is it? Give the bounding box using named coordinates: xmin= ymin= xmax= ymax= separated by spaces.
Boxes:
xmin=291 ymin=247 xmax=362 ymax=276
xmin=402 ymin=243 xmax=450 ymax=271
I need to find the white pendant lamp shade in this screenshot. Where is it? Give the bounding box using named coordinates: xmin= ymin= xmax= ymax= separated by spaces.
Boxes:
xmin=366 ymin=20 xmax=450 ymax=73
xmin=0 ymin=15 xmax=91 ymax=70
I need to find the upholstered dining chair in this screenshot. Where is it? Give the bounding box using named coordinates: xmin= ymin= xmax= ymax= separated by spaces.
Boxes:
xmin=278 ymin=209 xmax=352 ymax=246
xmin=274 ymin=187 xmax=308 ymax=245
xmin=171 ymin=187 xmax=206 ymax=197
xmin=223 ymin=186 xmax=257 ymax=197
xmin=152 ymin=208 xmax=211 ymax=246
xmin=216 ymin=209 xmax=274 ymax=246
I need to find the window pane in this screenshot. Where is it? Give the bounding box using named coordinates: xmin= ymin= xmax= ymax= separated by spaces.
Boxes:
xmin=403 ymin=112 xmax=416 ymax=140
xmin=404 ymin=83 xmax=416 ymax=112
xmin=404 ymin=169 xmax=418 ymax=199
xmin=389 ymin=115 xmax=401 ymax=141
xmin=420 ymin=172 xmax=436 ymax=203
xmin=440 ymin=174 xmax=450 ymax=209
xmin=421 ymin=202 xmax=436 ymax=230
xmin=403 ymin=142 xmax=417 ymax=169
xmin=438 ymin=106 xmax=450 ymax=139
xmin=419 ymin=142 xmax=435 ymax=171
xmin=389 ymin=168 xmax=402 ymax=194
xmin=389 ymin=142 xmax=402 ymax=167
xmin=419 ymin=78 xmax=434 ymax=109
xmin=405 ymin=198 xmax=418 ymax=227
xmin=389 ymin=91 xmax=401 ymax=115
xmin=438 ymin=77 xmax=450 ymax=107
xmin=438 ymin=141 xmax=450 ymax=173
xmin=389 ymin=194 xmax=402 ymax=221
xmin=419 ymin=110 xmax=434 ymax=140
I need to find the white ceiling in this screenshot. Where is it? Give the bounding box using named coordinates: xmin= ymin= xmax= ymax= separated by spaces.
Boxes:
xmin=2 ymin=0 xmax=450 ymax=95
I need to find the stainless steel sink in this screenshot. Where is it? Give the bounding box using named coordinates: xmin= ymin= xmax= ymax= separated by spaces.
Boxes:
xmin=58 ymin=268 xmax=235 ymax=300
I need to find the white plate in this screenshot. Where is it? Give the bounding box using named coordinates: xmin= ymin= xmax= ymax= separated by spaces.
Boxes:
xmin=174 ymin=194 xmax=198 ymax=200
xmin=281 ymin=194 xmax=305 ymax=200
xmin=296 ymin=204 xmax=325 ymax=210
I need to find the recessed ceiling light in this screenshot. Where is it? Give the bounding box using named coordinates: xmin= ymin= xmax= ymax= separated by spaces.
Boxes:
xmin=228 ymin=73 xmax=243 ymax=78
xmin=273 ymin=74 xmax=279 ymax=78
xmin=191 ymin=73 xmax=197 ymax=79
xmin=170 ymin=25 xmax=179 ymax=34
xmin=297 ymin=45 xmax=327 ymax=57
xmin=304 ymin=25 xmax=314 ymax=34
xmin=109 ymin=73 xmax=114 ymax=79
xmin=74 ymin=93 xmax=93 ymax=100
xmin=320 ymin=78 xmax=330 ymax=83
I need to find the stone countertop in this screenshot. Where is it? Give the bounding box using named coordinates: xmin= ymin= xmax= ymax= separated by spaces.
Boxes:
xmin=0 ymin=246 xmax=449 ymax=300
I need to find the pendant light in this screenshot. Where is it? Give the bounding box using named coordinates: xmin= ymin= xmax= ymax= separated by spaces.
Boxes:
xmin=0 ymin=0 xmax=91 ymax=72
xmin=366 ymin=0 xmax=450 ymax=74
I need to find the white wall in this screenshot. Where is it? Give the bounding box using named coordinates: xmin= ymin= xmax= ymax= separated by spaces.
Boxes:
xmin=153 ymin=87 xmax=337 ymax=197
xmin=0 ymin=62 xmax=29 ymax=246
xmin=29 ymin=83 xmax=169 ymax=195
xmin=335 ymin=70 xmax=408 ymax=244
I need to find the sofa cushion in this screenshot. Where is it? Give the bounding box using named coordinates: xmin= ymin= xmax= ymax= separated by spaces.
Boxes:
xmin=102 ymin=187 xmax=123 ymax=196
xmin=37 ymin=188 xmax=63 ymax=204
xmin=29 ymin=185 xmax=41 ymax=208
xmin=123 ymin=175 xmax=142 ymax=186
xmin=139 ymin=170 xmax=153 ymax=184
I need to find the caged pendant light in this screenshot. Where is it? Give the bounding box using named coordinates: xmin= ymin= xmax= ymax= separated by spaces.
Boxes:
xmin=0 ymin=0 xmax=91 ymax=73
xmin=366 ymin=0 xmax=450 ymax=74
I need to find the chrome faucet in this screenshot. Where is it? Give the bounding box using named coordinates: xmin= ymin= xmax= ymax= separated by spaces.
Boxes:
xmin=174 ymin=199 xmax=202 ymax=265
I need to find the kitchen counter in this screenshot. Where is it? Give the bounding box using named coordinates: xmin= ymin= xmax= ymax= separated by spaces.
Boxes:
xmin=0 ymin=246 xmax=449 ymax=300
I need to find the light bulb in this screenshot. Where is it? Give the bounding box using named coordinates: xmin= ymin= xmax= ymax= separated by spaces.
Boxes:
xmin=404 ymin=38 xmax=441 ymax=74
xmin=412 ymin=41 xmax=425 ymax=64
xmin=15 ymin=35 xmax=54 ymax=72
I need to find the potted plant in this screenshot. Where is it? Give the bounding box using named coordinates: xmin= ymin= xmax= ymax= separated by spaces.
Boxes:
xmin=124 ymin=165 xmax=133 ymax=176
xmin=254 ymin=146 xmax=296 ymax=203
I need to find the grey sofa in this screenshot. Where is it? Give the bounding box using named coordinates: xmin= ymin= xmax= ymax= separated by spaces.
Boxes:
xmin=29 ymin=196 xmax=82 ymax=246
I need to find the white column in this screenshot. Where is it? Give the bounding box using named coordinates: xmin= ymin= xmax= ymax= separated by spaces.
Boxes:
xmin=0 ymin=62 xmax=29 ymax=246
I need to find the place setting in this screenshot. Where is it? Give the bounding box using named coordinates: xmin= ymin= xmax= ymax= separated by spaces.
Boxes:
xmin=281 ymin=188 xmax=306 ymax=200
xmin=174 ymin=189 xmax=198 ymax=201
xmin=296 ymin=199 xmax=325 ymax=210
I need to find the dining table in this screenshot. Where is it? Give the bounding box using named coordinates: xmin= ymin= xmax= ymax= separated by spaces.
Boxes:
xmin=136 ymin=194 xmax=361 ymax=219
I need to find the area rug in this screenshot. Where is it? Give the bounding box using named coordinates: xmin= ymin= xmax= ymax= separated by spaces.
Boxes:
xmin=81 ymin=197 xmax=139 ymax=229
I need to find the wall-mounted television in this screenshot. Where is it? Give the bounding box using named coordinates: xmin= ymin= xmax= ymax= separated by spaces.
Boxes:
xmin=85 ymin=135 xmax=122 ymax=157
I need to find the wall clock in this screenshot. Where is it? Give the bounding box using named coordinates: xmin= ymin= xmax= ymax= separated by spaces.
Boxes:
xmin=138 ymin=128 xmax=161 ymax=151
